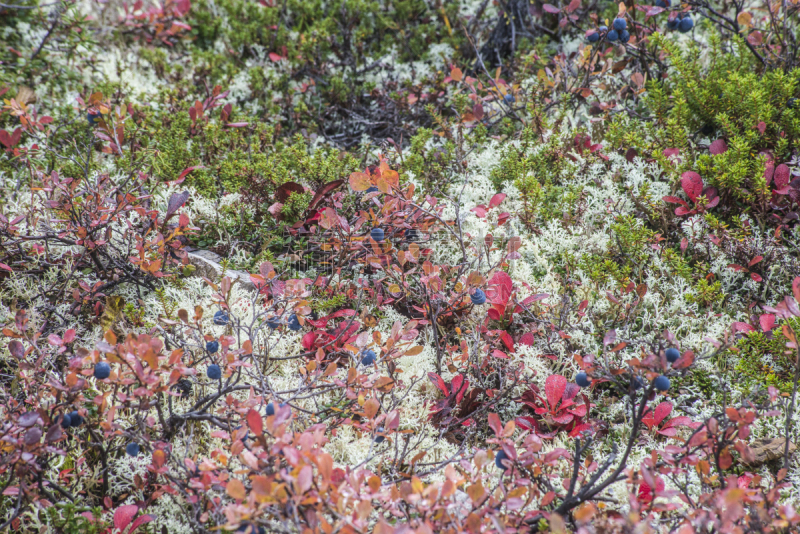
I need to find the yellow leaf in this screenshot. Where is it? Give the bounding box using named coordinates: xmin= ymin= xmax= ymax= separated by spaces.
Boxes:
xmin=226 ymin=478 xmax=247 ymax=500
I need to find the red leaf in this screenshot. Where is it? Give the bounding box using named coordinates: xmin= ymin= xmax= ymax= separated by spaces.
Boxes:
xmin=793 ymin=277 xmax=800 ymax=304
xmin=129 ymin=515 xmax=154 ymax=534
xmin=171 ymin=165 xmax=205 ymax=185
xmin=0 ymin=262 xmax=13 ymax=272
xmin=518 ymin=332 xmax=535 ymax=346
xmin=491 ymin=349 xmax=508 ymax=359
xmin=760 ymin=314 xmax=775 ymax=332
xmin=269 ymin=52 xmax=283 ymax=62
xmin=487 ymin=413 xmax=503 ymax=436
xmin=543 ymin=3 xmax=561 ymax=13
xmin=489 ymin=193 xmax=506 ymax=208
xmin=732 ymin=322 xmax=756 ymax=333
xmin=750 ymin=272 xmax=763 ymax=282
xmin=662 ymin=196 xmax=688 ymax=206
xmin=727 ymin=264 xmax=747 ymax=272
xmin=114 ymin=505 xmax=139 ymax=531
xmin=428 ymin=372 xmax=449 ymax=396
xmin=757 ymin=121 xmax=767 ymax=134
xmin=653 ymin=402 xmax=672 ymax=425
xmin=247 ymin=408 xmax=263 ymax=436
xmin=473 ymin=102 xmax=484 ymax=120
xmin=709 ymin=139 xmax=728 ymax=155
xmin=499 ymin=331 xmax=515 ymax=352
xmin=603 ymin=329 xmax=616 ymax=346
xmin=308 ymin=179 xmax=344 ymax=211
xmin=680 ymin=171 xmax=704 ymax=202
xmin=774 ymin=164 xmax=791 ymax=189
xmin=544 ymin=375 xmax=567 ymax=409
xmin=225 ymin=122 xmax=249 ymax=128
xmin=675 ymin=206 xmax=692 ymax=216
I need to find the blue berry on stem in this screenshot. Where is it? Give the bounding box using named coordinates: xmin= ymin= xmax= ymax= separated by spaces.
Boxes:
xmin=93 ymin=362 xmax=111 ymax=380
xmin=87 ymin=110 xmax=101 ymax=126
xmin=667 ymin=17 xmax=679 ymax=30
xmin=613 ymin=17 xmax=627 ymax=31
xmin=654 ymin=375 xmax=671 ymax=391
xmin=365 ymin=186 xmax=379 ymax=194
xmin=678 ymin=16 xmax=694 ymax=33
xmin=68 ymin=411 xmax=83 ymax=427
xmin=370 ymin=227 xmax=384 ymax=242
xmin=504 ymin=93 xmax=515 ymax=104
xmin=287 ymin=314 xmax=301 ymax=331
xmin=361 ymin=349 xmax=377 ymax=366
xmin=619 ymin=30 xmax=630 ymax=44
xmin=126 ymin=442 xmax=140 ymax=456
xmin=266 ymin=316 xmax=281 ymax=329
xmin=213 ymin=310 xmax=229 ymax=326
xmin=495 ymin=450 xmax=510 ymax=470
xmin=576 ymin=372 xmax=591 ymax=388
xmin=374 ymin=427 xmax=386 ymax=444
xmin=236 ymin=523 xmax=266 ymax=534
xmin=665 ymin=348 xmax=681 ymax=363
xmin=599 ymin=25 xmax=608 ymax=33
xmin=206 ymin=340 xmax=219 ymax=354
xmin=207 ymin=364 xmax=222 ymax=380
xmin=266 ymin=402 xmax=288 ymax=416
xmin=607 ymin=30 xmax=619 ymax=42
xmin=470 ymin=288 xmax=486 ymax=305
xmin=588 ymin=31 xmax=600 ymax=43
xmin=655 ymin=0 xmax=669 ymax=7
xmin=60 ymin=414 xmax=72 ymax=429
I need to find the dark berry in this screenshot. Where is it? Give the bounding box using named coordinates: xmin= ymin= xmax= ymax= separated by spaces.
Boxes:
xmin=599 ymin=26 xmax=608 ymax=33
xmin=126 ymin=442 xmax=140 ymax=456
xmin=654 ymin=375 xmax=671 ymax=391
xmin=93 ymin=362 xmax=111 ymax=380
xmin=266 ymin=317 xmax=281 ymax=329
xmin=667 ymin=17 xmax=679 ymax=30
xmin=619 ymin=30 xmax=630 ymax=44
xmin=588 ymin=31 xmax=600 ymax=43
xmin=370 ymin=227 xmax=384 ymax=242
xmin=678 ymin=16 xmax=694 ymax=33
xmin=495 ymin=450 xmax=510 ymax=470
xmin=701 ymin=124 xmax=714 ymax=136
xmin=60 ymin=413 xmax=72 ymax=429
xmin=207 ymin=364 xmax=222 ymax=380
xmin=365 ymin=186 xmax=379 ymax=194
xmin=206 ymin=341 xmax=219 ymax=354
xmin=504 ymin=93 xmax=515 ymax=104
xmin=470 ymin=288 xmax=486 ymax=305
xmin=632 ymin=377 xmax=644 ymax=391
xmin=236 ymin=523 xmax=266 ymax=534
xmin=655 ymin=0 xmax=669 ymax=7
xmin=68 ymin=411 xmax=83 ymax=427
xmin=266 ymin=402 xmax=275 ymax=416
xmin=788 ymin=98 xmax=798 ymax=109
xmin=607 ymin=30 xmax=619 ymax=42
xmin=576 ymin=372 xmax=591 ymax=388
xmin=213 ymin=310 xmax=229 ymax=326
xmin=374 ymin=427 xmax=386 ymax=444
xmin=665 ymin=348 xmax=681 ymax=363
xmin=360 ymin=349 xmax=377 ymax=366
xmin=287 ymin=314 xmax=301 ymax=331
xmin=613 ymin=18 xmax=627 ymax=31
xmin=87 ymin=110 xmax=101 ymax=126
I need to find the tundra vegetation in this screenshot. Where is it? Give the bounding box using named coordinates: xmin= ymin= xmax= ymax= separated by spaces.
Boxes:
xmin=2 ymin=0 xmax=800 ymax=533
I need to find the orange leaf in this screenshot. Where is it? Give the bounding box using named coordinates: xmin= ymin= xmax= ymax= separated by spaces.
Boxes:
xmin=226 ymin=479 xmax=247 ymax=500
xmin=247 ymin=408 xmax=263 ymax=436
xmin=349 ymin=172 xmax=371 ymax=191
xmin=450 ymin=67 xmax=463 ymax=82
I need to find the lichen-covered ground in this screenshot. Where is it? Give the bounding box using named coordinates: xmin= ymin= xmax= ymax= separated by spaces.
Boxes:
xmin=2 ymin=1 xmax=800 ymax=533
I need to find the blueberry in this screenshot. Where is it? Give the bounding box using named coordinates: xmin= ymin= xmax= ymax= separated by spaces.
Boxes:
xmin=266 ymin=317 xmax=281 ymax=329
xmin=789 ymin=98 xmax=798 ymax=109
xmin=68 ymin=411 xmax=83 ymax=427
xmin=632 ymin=377 xmax=644 ymax=391
xmin=93 ymin=362 xmax=111 ymax=380
xmin=126 ymin=442 xmax=140 ymax=456
xmin=206 ymin=341 xmax=219 ymax=354
xmin=655 ymin=0 xmax=669 ymax=7
xmin=87 ymin=110 xmax=101 ymax=126
xmin=236 ymin=523 xmax=265 ymax=534
xmin=266 ymin=402 xmax=288 ymax=416
xmin=495 ymin=450 xmax=510 ymax=471
xmin=665 ymin=348 xmax=681 ymax=363
xmin=213 ymin=311 xmax=229 ymax=326
xmin=470 ymin=288 xmax=486 ymax=305
xmin=576 ymin=372 xmax=591 ymax=388
xmin=60 ymin=413 xmax=72 ymax=429
xmin=678 ymin=16 xmax=693 ymax=33
xmin=504 ymin=93 xmax=515 ymax=104
xmin=287 ymin=314 xmax=301 ymax=331
xmin=613 ymin=18 xmax=627 ymax=31
xmin=588 ymin=31 xmax=600 ymax=43
xmin=360 ymin=349 xmax=377 ymax=366
xmin=374 ymin=426 xmax=386 ymax=444
xmin=207 ymin=364 xmax=222 ymax=380
xmin=653 ymin=375 xmax=671 ymax=391
xmin=370 ymin=228 xmax=384 ymax=242
xmin=619 ymin=30 xmax=630 ymax=44
xmin=599 ymin=26 xmax=608 ymax=33
xmin=607 ymin=30 xmax=619 ymax=42
xmin=365 ymin=186 xmax=379 ymax=194
xmin=667 ymin=17 xmax=679 ymax=30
